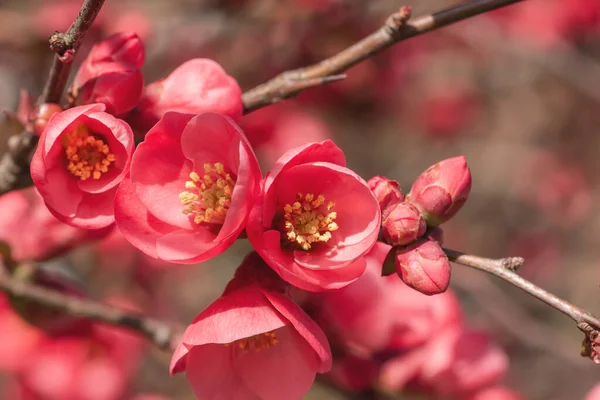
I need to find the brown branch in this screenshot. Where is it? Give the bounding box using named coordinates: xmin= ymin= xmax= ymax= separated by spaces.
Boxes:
xmin=0 ymin=0 xmax=105 ymax=196
xmin=444 ymin=248 xmax=600 ymax=357
xmin=242 ymin=0 xmax=526 ymax=113
xmin=0 ymin=268 xmax=178 ymax=351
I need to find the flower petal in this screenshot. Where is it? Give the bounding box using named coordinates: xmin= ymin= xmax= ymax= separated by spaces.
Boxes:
xmin=234 ymin=326 xmax=318 ymax=400
xmin=263 ymin=290 xmax=332 ymax=372
xmin=130 ymin=112 xmax=195 ymax=229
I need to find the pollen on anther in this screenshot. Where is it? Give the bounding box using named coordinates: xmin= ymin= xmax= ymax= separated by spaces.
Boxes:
xmin=62 ymin=125 xmax=116 ymax=181
xmin=230 ymin=331 xmax=279 ymax=352
xmin=179 ymin=162 xmax=236 ymax=225
xmin=283 ymin=192 xmax=339 ymax=250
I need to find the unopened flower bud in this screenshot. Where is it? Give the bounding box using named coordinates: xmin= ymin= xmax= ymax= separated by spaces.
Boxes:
xmin=382 ymin=202 xmax=426 ymax=246
xmin=408 ymin=156 xmax=471 ymax=226
xmin=367 ymin=176 xmax=404 ymax=218
xmin=395 ymin=239 xmax=451 ymax=295
xmin=70 ymin=32 xmax=145 ymax=116
xmin=33 ymin=103 xmax=63 ymax=135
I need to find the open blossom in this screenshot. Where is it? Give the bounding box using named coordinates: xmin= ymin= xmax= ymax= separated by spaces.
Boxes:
xmin=419 ymin=329 xmax=509 ymax=398
xmin=246 ymin=140 xmax=381 ymax=291
xmin=0 ymin=187 xmax=111 ymax=262
xmin=70 ymin=32 xmax=145 ymax=116
xmin=115 ymin=112 xmax=261 ymax=263
xmin=30 ymin=104 xmax=134 ymax=229
xmin=128 ymin=58 xmax=243 ymax=133
xmin=170 ymin=256 xmax=332 ymax=400
xmin=408 ymin=156 xmax=471 ymax=227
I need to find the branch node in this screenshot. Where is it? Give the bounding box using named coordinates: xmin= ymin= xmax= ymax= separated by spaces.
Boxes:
xmin=49 ymin=31 xmax=70 ymax=56
xmin=501 ymin=256 xmax=525 ymax=271
xmin=384 ymin=6 xmax=412 ymax=36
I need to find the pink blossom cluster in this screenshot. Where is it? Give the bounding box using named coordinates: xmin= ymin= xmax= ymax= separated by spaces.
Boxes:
xmin=309 ymin=243 xmax=518 ymax=399
xmin=0 ymin=30 xmax=515 ymax=400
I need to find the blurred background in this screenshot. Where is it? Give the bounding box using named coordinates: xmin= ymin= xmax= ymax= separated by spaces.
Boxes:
xmin=1 ymin=0 xmax=600 ymax=399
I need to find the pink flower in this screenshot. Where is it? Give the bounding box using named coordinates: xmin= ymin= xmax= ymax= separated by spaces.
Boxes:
xmin=115 ymin=112 xmax=261 ymax=263
xmin=19 ymin=323 xmax=144 ymax=400
xmin=408 ymin=156 xmax=471 ymax=226
xmin=70 ymin=32 xmax=145 ymax=116
xmin=170 ymin=266 xmax=332 ymax=400
xmin=246 ymin=140 xmax=381 ymax=291
xmin=419 ymin=329 xmax=509 ymax=398
xmin=128 ymin=59 xmax=243 ymax=133
xmin=314 ymin=242 xmax=461 ymax=355
xmin=30 ymin=104 xmax=134 ymax=229
xmin=395 ymin=238 xmax=451 ymax=295
xmin=315 ymin=242 xmax=397 ymax=355
xmin=382 ymin=202 xmax=426 ymax=246
xmin=367 ymin=175 xmax=404 ymax=219
xmin=0 ymin=296 xmax=43 ymax=373
xmin=0 ymin=187 xmax=111 ymax=261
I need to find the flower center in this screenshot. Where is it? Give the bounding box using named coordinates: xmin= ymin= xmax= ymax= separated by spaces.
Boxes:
xmin=179 ymin=162 xmax=236 ymax=225
xmin=283 ymin=193 xmax=339 ymax=251
xmin=227 ymin=331 xmax=279 ymax=352
xmin=62 ymin=125 xmax=116 ymax=180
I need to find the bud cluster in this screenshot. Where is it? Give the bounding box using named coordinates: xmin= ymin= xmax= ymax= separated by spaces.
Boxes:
xmin=368 ymin=156 xmax=471 ymax=295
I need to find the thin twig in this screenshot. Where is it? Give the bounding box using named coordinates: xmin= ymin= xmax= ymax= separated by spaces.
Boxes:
xmin=242 ymin=0 xmax=526 ymax=113
xmin=0 ymin=269 xmax=178 ymax=351
xmin=444 ymin=248 xmax=600 ymax=330
xmin=0 ymin=0 xmax=105 ymax=196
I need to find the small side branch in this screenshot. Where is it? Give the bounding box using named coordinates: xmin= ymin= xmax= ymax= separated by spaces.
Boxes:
xmin=242 ymin=0 xmax=525 ymax=113
xmin=0 ymin=268 xmax=177 ymax=350
xmin=444 ymin=248 xmax=600 ymax=361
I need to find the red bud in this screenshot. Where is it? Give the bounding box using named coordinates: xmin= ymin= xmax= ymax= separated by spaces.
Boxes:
xmin=33 ymin=103 xmax=63 ymax=135
xmin=408 ymin=156 xmax=471 ymax=226
xmin=395 ymin=239 xmax=451 ymax=295
xmin=367 ymin=176 xmax=404 ymax=219
xmin=382 ymin=202 xmax=426 ymax=246
xmin=70 ymin=32 xmax=145 ymax=116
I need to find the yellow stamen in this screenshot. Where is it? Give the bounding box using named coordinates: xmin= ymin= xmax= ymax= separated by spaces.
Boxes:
xmin=283 ymin=192 xmax=339 ymax=250
xmin=61 ymin=125 xmax=116 ymax=180
xmin=179 ymin=162 xmax=236 ymax=224
xmin=226 ymin=331 xmax=279 ymax=352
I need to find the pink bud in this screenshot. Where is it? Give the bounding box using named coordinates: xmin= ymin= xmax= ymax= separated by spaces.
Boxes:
xmin=408 ymin=156 xmax=471 ymax=226
xmin=382 ymin=202 xmax=426 ymax=246
xmin=367 ymin=176 xmax=404 ymax=218
xmin=395 ymin=239 xmax=450 ymax=295
xmin=33 ymin=103 xmax=63 ymax=135
xmin=128 ymin=58 xmax=243 ymax=133
xmin=71 ymin=32 xmax=145 ymax=116
xmin=85 ymin=32 xmax=145 ymax=68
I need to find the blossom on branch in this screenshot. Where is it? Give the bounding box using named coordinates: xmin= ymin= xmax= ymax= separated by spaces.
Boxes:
xmin=70 ymin=32 xmax=145 ymax=116
xmin=115 ymin=112 xmax=261 ymax=263
xmin=246 ymin=140 xmax=381 ymax=291
xmin=171 ymin=253 xmax=331 ymax=400
xmin=31 ymin=104 xmax=134 ymax=229
xmin=128 ymin=58 xmax=243 ymax=133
